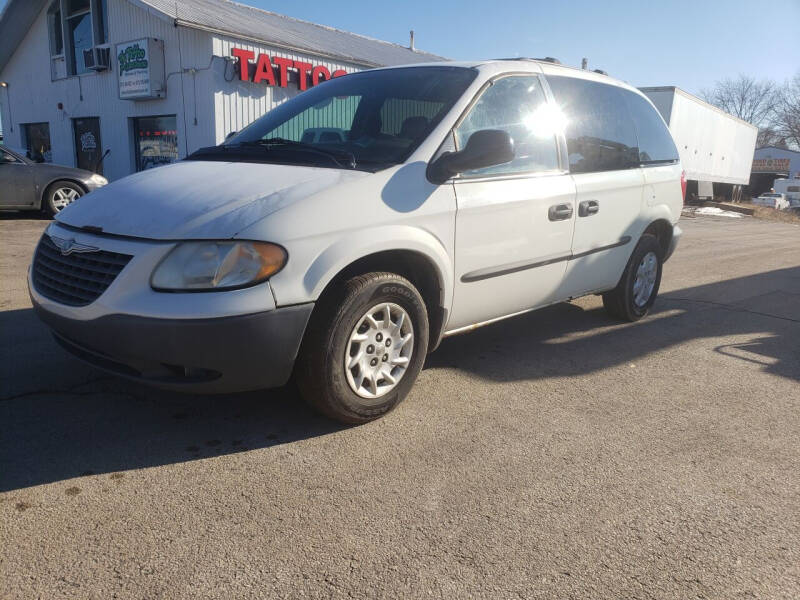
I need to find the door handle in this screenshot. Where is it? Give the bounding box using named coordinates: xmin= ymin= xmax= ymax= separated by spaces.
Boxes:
xmin=579 ymin=200 xmax=599 ymax=217
xmin=548 ymin=203 xmax=573 ymax=221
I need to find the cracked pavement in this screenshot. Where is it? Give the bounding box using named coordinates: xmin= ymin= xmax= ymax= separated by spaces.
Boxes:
xmin=1 ymin=211 xmax=799 ymax=599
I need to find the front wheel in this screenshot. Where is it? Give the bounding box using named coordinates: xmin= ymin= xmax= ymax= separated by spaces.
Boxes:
xmin=602 ymin=234 xmax=663 ymax=322
xmin=44 ymin=181 xmax=84 ymax=216
xmin=295 ymin=272 xmax=429 ymax=424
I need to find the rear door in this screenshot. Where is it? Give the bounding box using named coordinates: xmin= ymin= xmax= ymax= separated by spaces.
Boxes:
xmin=0 ymin=148 xmax=34 ymax=208
xmin=621 ymin=89 xmax=683 ymax=215
xmin=545 ymin=75 xmax=644 ymax=297
xmin=447 ymin=74 xmax=576 ymax=331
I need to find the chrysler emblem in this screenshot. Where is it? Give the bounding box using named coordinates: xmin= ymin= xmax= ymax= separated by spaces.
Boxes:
xmin=49 ymin=234 xmax=100 ymax=256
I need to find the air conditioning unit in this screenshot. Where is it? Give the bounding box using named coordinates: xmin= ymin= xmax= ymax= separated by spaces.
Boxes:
xmin=83 ymin=47 xmax=111 ymax=71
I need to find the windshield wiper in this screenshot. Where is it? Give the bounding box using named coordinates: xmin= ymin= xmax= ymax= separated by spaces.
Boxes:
xmin=235 ymin=138 xmax=357 ymax=169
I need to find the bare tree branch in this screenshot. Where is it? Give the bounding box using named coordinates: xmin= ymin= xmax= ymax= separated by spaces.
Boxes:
xmin=701 ymin=75 xmax=780 ymax=147
xmin=773 ymin=73 xmax=800 ymax=150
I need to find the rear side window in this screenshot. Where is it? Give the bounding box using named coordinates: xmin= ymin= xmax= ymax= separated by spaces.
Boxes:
xmin=454 ymin=75 xmax=560 ymax=176
xmin=622 ymin=90 xmax=679 ymax=164
xmin=546 ymin=75 xmax=638 ymax=173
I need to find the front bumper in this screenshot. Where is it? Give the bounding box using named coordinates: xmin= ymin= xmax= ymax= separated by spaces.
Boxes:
xmin=33 ymin=301 xmax=313 ymax=393
xmin=664 ymin=224 xmax=682 ymax=262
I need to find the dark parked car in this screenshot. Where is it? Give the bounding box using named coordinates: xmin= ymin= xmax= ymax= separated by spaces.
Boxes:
xmin=0 ymin=146 xmax=108 ymax=216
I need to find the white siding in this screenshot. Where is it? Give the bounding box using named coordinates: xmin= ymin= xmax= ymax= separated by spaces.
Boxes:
xmin=211 ymin=36 xmax=364 ymax=144
xmin=0 ymin=0 xmax=221 ymax=181
xmin=0 ymin=0 xmax=379 ymax=181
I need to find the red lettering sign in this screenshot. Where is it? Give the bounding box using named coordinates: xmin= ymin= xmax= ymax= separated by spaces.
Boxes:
xmin=311 ymin=65 xmax=330 ymax=86
xmin=231 ymin=48 xmax=347 ymax=90
xmin=253 ymin=54 xmax=276 ymax=85
xmin=231 ymin=48 xmax=255 ymax=81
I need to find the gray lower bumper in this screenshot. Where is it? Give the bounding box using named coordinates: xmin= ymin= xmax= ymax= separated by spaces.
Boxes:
xmin=664 ymin=224 xmax=682 ymax=262
xmin=32 ymin=302 xmax=314 ymax=393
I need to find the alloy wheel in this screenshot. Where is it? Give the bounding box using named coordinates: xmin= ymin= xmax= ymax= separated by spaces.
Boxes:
xmin=344 ymin=302 xmax=414 ymax=399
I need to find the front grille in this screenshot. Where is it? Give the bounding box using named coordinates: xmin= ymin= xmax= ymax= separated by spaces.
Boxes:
xmin=32 ymin=234 xmax=132 ymax=306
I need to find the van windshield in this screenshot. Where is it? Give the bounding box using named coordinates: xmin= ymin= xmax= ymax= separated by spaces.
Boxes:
xmin=196 ymin=66 xmax=477 ymax=171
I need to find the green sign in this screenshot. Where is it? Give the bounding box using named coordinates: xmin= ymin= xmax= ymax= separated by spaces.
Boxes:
xmin=118 ymin=43 xmax=148 ymax=74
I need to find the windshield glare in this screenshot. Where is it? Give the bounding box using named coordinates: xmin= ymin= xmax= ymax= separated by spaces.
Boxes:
xmin=225 ymin=66 xmax=477 ymax=169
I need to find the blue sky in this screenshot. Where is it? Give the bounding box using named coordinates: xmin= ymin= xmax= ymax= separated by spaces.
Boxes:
xmin=0 ymin=0 xmax=798 ymax=96
xmin=253 ymin=0 xmax=799 ymax=94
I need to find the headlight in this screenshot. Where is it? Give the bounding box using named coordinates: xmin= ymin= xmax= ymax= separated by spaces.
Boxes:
xmin=88 ymin=173 xmax=108 ymax=186
xmin=151 ymin=241 xmax=287 ymax=291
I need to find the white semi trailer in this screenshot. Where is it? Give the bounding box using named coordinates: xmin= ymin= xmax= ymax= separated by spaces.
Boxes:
xmin=640 ymin=87 xmax=758 ymax=201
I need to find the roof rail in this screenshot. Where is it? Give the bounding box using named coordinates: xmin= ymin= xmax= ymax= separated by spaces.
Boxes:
xmin=535 ymin=57 xmax=561 ymax=64
xmin=593 ymin=69 xmax=608 ymax=75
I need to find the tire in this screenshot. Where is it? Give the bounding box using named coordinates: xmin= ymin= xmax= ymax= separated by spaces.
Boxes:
xmin=44 ymin=181 xmax=84 ymax=217
xmin=602 ymin=234 xmax=663 ymax=322
xmin=295 ymin=272 xmax=429 ymax=424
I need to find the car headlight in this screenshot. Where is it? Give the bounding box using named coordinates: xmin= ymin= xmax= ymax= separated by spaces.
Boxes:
xmin=88 ymin=173 xmax=108 ymax=186
xmin=151 ymin=241 xmax=287 ymax=291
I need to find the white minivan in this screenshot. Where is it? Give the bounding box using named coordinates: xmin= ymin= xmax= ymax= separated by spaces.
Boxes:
xmin=30 ymin=59 xmax=684 ymax=423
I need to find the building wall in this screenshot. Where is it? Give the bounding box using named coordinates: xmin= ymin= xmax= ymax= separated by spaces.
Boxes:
xmin=753 ymin=147 xmax=800 ymax=179
xmin=0 ymin=0 xmax=218 ymax=181
xmin=0 ymin=0 xmax=368 ymax=182
xmin=210 ymin=36 xmax=364 ymax=145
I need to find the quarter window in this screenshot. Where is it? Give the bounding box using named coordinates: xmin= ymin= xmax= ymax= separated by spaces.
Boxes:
xmin=454 ymin=75 xmax=560 ymax=176
xmin=622 ymin=90 xmax=678 ymax=164
xmin=546 ymin=75 xmax=639 ymax=173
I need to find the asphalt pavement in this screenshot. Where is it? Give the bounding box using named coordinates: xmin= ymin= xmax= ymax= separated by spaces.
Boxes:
xmin=1 ymin=210 xmax=799 ymax=599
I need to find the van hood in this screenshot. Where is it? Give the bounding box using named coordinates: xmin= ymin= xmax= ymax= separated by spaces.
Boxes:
xmin=56 ymin=160 xmax=368 ymax=239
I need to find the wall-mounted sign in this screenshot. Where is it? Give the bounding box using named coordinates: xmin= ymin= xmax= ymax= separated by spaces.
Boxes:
xmin=117 ymin=38 xmax=166 ymax=100
xmin=231 ymin=48 xmax=348 ymax=90
xmin=752 ymin=158 xmax=791 ymax=173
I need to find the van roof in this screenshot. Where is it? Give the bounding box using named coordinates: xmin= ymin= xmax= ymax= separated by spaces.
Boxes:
xmin=369 ymin=59 xmax=642 ymax=95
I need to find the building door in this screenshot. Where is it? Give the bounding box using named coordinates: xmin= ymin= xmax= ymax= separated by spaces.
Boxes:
xmin=73 ymin=117 xmax=103 ymax=174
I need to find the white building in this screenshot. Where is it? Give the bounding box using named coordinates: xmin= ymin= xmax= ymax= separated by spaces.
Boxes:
xmin=749 ymin=146 xmax=800 ymax=197
xmin=0 ymin=0 xmax=439 ymax=181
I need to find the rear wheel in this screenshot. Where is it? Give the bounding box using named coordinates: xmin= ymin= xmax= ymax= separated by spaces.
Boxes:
xmin=295 ymin=272 xmax=429 ymax=424
xmin=44 ymin=181 xmax=84 ymax=216
xmin=602 ymin=234 xmax=662 ymax=322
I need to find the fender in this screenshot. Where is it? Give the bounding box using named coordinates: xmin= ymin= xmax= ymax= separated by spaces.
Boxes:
xmin=608 ymin=204 xmax=678 ymax=288
xmin=268 ymin=224 xmax=454 ymax=311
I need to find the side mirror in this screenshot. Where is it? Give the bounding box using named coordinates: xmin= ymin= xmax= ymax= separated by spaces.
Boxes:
xmin=225 ymin=131 xmax=237 ymax=141
xmin=428 ymin=129 xmax=515 ymax=184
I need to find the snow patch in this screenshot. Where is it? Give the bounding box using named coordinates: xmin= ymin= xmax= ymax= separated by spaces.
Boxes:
xmin=694 ymin=207 xmax=743 ymax=218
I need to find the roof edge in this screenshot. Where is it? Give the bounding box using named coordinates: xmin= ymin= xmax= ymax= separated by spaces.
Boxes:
xmin=212 ymin=0 xmax=443 ymax=60
xmin=173 ymin=18 xmax=381 ymax=68
xmin=137 ymin=0 xmax=443 ymax=65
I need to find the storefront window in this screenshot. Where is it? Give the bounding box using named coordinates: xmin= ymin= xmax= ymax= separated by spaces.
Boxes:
xmin=133 ymin=116 xmax=179 ymax=171
xmin=22 ymin=123 xmax=53 ymax=163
